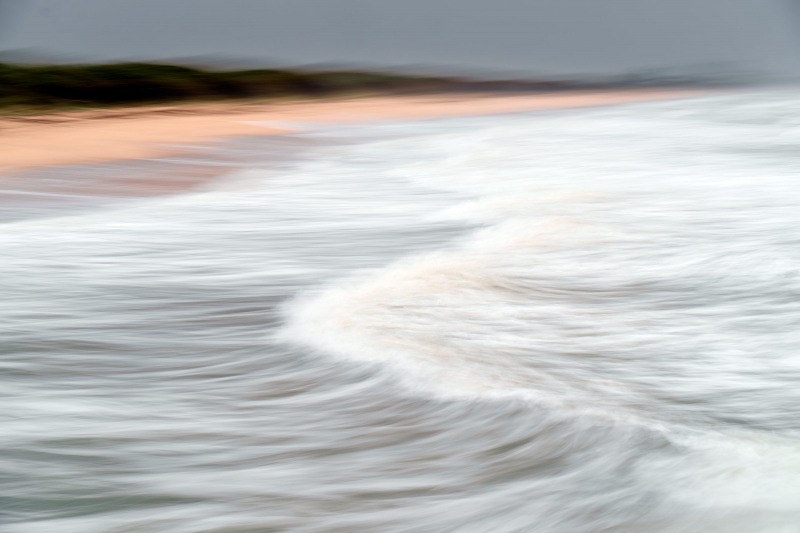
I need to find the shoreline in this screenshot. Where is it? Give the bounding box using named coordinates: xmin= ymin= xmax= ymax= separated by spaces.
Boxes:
xmin=0 ymin=89 xmax=705 ymax=177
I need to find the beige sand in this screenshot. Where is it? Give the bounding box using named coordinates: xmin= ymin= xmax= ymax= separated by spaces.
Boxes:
xmin=0 ymin=90 xmax=702 ymax=176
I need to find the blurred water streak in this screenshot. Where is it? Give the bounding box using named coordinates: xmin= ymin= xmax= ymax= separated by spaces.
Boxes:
xmin=4 ymin=92 xmax=800 ymax=532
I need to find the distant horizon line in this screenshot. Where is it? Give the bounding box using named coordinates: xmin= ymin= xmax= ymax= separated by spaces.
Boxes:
xmin=0 ymin=47 xmax=773 ymax=85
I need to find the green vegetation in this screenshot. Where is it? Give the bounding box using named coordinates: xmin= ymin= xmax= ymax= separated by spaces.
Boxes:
xmin=0 ymin=62 xmax=453 ymax=111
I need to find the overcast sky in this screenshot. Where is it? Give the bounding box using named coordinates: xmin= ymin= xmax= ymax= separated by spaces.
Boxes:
xmin=3 ymin=0 xmax=800 ymax=77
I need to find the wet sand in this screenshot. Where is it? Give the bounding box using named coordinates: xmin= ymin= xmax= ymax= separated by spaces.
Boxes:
xmin=0 ymin=90 xmax=702 ymax=177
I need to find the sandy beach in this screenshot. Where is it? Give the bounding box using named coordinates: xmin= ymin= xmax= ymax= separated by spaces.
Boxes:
xmin=0 ymin=89 xmax=702 ymax=178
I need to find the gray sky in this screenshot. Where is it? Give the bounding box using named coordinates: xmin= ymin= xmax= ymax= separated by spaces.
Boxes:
xmin=3 ymin=0 xmax=800 ymax=77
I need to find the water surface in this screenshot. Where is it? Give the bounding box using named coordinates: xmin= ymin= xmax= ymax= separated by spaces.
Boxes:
xmin=4 ymin=92 xmax=800 ymax=532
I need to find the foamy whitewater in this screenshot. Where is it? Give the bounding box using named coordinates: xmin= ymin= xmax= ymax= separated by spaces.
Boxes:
xmin=4 ymin=92 xmax=800 ymax=532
